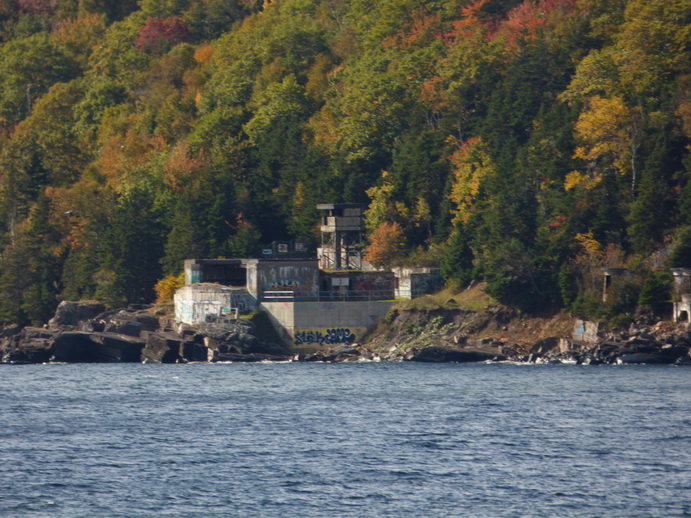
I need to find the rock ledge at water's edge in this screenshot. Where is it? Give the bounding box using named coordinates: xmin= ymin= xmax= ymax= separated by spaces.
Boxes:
xmin=364 ymin=305 xmax=691 ymax=365
xmin=1 ymin=301 xmax=292 ymax=364
xmin=2 ymin=301 xmax=691 ymax=365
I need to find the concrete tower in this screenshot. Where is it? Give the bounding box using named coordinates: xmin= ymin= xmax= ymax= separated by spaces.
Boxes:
xmin=317 ymin=203 xmax=364 ymax=270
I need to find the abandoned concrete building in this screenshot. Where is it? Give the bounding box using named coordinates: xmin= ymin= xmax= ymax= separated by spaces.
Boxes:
xmin=174 ymin=204 xmax=442 ymax=348
xmin=601 ymin=267 xmax=630 ymax=302
xmin=600 ymin=266 xmax=691 ymax=323
xmin=672 ymin=268 xmax=691 ymax=323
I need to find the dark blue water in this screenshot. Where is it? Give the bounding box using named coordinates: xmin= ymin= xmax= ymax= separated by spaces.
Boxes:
xmin=1 ymin=363 xmax=689 ymax=517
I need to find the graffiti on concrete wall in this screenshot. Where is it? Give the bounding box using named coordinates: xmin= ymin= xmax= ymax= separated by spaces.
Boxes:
xmin=228 ymin=292 xmax=257 ymax=314
xmin=265 ymin=279 xmax=317 ymax=296
xmin=354 ymin=276 xmax=393 ymax=292
xmin=294 ymin=328 xmax=356 ymax=346
xmin=268 ymin=279 xmax=300 ymax=291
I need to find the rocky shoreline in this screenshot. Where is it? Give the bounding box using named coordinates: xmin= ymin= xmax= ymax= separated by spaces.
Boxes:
xmin=365 ymin=306 xmax=691 ymax=366
xmin=2 ymin=301 xmax=690 ymax=366
xmin=1 ymin=301 xmax=292 ymax=364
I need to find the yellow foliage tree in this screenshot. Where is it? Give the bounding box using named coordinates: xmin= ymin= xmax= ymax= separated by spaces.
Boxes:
xmin=572 ymin=95 xmax=642 ymax=194
xmin=448 ymin=136 xmax=494 ymax=224
xmin=364 ymin=171 xmax=413 ymax=238
xmin=154 ymin=272 xmax=185 ymax=304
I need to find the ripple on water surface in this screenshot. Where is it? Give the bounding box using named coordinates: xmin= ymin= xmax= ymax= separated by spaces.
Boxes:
xmin=0 ymin=362 xmax=689 ymax=517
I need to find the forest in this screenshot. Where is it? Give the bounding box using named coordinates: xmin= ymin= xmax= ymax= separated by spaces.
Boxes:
xmin=0 ymin=0 xmax=688 ymax=326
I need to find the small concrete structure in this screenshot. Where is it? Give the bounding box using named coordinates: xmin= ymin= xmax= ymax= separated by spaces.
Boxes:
xmin=392 ymin=267 xmax=443 ymax=299
xmin=671 ymin=268 xmax=691 ymax=297
xmin=573 ymin=319 xmax=599 ymax=343
xmin=671 ymin=268 xmax=691 ymax=322
xmin=673 ymin=294 xmax=691 ymax=323
xmin=184 ymin=259 xmax=257 ymax=290
xmin=601 ymin=267 xmax=630 ymax=302
xmin=175 ymin=284 xmax=258 ymax=325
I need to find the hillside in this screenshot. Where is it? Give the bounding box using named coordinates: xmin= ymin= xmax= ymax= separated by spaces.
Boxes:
xmin=0 ymin=0 xmax=689 ymax=327
xmin=364 ymin=282 xmax=575 ymax=355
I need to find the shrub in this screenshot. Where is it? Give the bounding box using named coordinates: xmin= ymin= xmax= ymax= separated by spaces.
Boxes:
xmin=154 ymin=272 xmax=185 ymax=304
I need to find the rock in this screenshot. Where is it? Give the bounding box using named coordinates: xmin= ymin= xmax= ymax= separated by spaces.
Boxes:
xmin=657 ymin=345 xmax=690 ymax=360
xmin=303 ymin=344 xmax=362 ymax=362
xmin=3 ymin=327 xmax=56 ymax=363
xmin=213 ymin=352 xmax=290 ymax=362
xmin=48 ymin=301 xmax=106 ymax=329
xmin=2 ymin=327 xmax=57 ymax=363
xmin=237 ymin=333 xmax=259 ymax=347
xmin=409 ymin=346 xmax=503 ymax=363
xmin=616 ymin=353 xmax=672 ymax=365
xmin=92 ymin=309 xmax=161 ymax=337
xmin=106 ymin=321 xmax=144 ymax=337
xmin=52 ymin=331 xmax=144 ymax=363
xmin=182 ymin=341 xmax=211 ymax=362
xmin=530 ymin=337 xmax=559 ymax=355
xmin=142 ymin=334 xmax=183 ymax=363
xmin=243 ymin=341 xmax=288 ymax=356
xmin=0 ymin=325 xmax=21 ymax=338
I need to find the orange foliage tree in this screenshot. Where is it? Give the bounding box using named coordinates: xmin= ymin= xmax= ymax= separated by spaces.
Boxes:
xmin=364 ymin=221 xmax=406 ymax=270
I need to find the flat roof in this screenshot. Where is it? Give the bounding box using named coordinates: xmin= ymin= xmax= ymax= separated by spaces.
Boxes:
xmin=316 ymin=203 xmax=363 ymax=210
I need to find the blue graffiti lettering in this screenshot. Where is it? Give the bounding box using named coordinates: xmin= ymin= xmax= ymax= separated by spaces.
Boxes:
xmin=294 ymin=328 xmax=356 ymax=346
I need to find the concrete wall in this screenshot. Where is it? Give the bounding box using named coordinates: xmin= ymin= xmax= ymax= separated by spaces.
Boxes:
xmin=674 ymin=294 xmax=691 ymax=323
xmin=174 ymin=285 xmax=258 ymax=324
xmin=257 ymin=260 xmax=320 ymax=299
xmin=392 ymin=267 xmax=442 ymax=299
xmin=262 ymin=300 xmax=393 ymax=348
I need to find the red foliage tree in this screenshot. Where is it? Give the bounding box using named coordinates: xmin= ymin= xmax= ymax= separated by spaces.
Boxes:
xmin=135 ymin=16 xmax=191 ymax=55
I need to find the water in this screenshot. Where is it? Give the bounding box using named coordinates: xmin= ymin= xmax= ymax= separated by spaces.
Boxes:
xmin=0 ymin=362 xmax=689 ymax=517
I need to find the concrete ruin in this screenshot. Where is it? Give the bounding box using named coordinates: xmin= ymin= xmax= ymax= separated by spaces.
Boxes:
xmin=174 ymin=257 xmax=396 ymax=348
xmin=601 ymin=267 xmax=630 ymax=302
xmin=392 ymin=267 xmax=444 ymax=299
xmin=174 ymin=204 xmax=442 ymax=349
xmin=671 ymin=268 xmax=691 ymax=323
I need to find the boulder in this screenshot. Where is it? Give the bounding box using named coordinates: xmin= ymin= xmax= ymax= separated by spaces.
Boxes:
xmin=48 ymin=301 xmax=105 ymax=329
xmin=95 ymin=309 xmax=161 ymax=337
xmin=52 ymin=331 xmax=144 ymax=363
xmin=530 ymin=337 xmax=559 ymax=355
xmin=3 ymin=327 xmax=57 ymax=363
xmin=142 ymin=334 xmax=183 ymax=363
xmin=104 ymin=321 xmax=144 ymax=337
xmin=182 ymin=341 xmax=211 ymax=362
xmin=657 ymin=345 xmax=690 ymax=361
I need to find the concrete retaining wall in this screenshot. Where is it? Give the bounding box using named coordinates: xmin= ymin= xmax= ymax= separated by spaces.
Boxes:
xmin=262 ymin=300 xmax=393 ymax=347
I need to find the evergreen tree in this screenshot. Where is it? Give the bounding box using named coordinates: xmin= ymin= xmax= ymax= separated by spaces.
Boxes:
xmin=440 ymin=221 xmax=474 ymax=289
